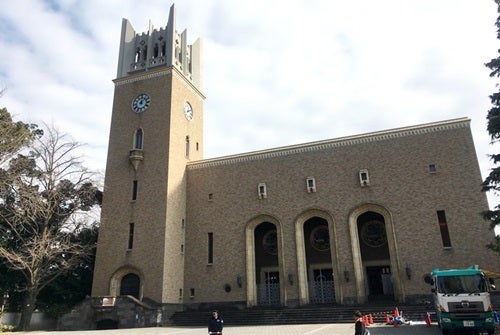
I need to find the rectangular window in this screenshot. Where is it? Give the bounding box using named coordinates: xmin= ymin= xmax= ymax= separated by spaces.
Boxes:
xmin=429 ymin=164 xmax=437 ymax=173
xmin=208 ymin=232 xmax=214 ymax=265
xmin=190 ymin=288 xmax=195 ymax=298
xmin=437 ymin=210 xmax=452 ymax=248
xmin=128 ymin=223 xmax=135 ymax=249
xmin=258 ymin=183 xmax=267 ymax=199
xmin=132 ymin=180 xmax=138 ymax=200
xmin=359 ymin=169 xmax=370 ymax=186
xmin=306 ymin=177 xmax=316 ymax=193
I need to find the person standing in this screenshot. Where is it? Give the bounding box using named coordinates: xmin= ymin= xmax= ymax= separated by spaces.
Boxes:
xmin=208 ymin=310 xmax=223 ymax=335
xmin=354 ymin=310 xmax=367 ymax=335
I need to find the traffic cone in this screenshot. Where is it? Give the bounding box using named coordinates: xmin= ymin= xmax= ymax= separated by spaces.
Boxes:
xmin=393 ymin=308 xmax=399 ymax=327
xmin=363 ymin=315 xmax=369 ymax=327
xmin=385 ymin=314 xmax=390 ymax=325
xmin=369 ymin=314 xmax=373 ymax=324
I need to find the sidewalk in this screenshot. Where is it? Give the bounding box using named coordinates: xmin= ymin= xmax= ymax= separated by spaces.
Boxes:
xmin=17 ymin=323 xmax=443 ymax=335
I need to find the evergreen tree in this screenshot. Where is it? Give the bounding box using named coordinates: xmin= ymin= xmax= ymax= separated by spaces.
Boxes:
xmin=483 ymin=0 xmax=500 ymax=253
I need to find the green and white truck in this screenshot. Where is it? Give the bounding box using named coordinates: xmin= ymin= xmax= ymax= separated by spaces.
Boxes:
xmin=424 ymin=265 xmax=496 ymax=335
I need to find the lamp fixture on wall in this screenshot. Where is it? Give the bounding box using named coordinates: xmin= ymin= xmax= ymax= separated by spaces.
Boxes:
xmin=405 ymin=265 xmax=412 ymax=280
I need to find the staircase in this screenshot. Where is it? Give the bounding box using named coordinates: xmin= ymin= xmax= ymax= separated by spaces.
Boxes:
xmin=170 ymin=303 xmax=436 ymax=326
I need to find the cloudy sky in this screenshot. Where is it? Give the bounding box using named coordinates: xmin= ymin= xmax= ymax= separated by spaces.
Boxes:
xmin=1 ymin=1 xmax=499 ymax=207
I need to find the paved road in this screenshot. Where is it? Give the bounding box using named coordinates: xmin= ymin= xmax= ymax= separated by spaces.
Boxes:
xmin=16 ymin=323 xmax=447 ymax=335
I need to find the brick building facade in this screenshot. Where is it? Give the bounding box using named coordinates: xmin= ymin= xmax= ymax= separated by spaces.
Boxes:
xmin=92 ymin=5 xmax=499 ymax=317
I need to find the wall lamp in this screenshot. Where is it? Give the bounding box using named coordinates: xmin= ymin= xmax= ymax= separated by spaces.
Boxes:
xmin=344 ymin=269 xmax=349 ymax=282
xmin=236 ymin=274 xmax=242 ymax=288
xmin=288 ymin=273 xmax=294 ymax=285
xmin=405 ymin=265 xmax=412 ymax=280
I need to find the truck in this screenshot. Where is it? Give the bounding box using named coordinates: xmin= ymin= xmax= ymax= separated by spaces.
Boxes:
xmin=424 ymin=265 xmax=496 ymax=335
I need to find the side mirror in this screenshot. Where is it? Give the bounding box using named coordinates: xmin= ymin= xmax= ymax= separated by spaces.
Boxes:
xmin=424 ymin=274 xmax=434 ymax=285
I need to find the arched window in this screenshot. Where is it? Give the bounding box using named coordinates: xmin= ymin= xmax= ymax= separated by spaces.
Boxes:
xmin=134 ymin=128 xmax=143 ymax=150
xmin=120 ymin=273 xmax=140 ymax=299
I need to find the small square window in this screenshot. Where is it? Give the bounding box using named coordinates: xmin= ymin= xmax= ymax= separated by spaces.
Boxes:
xmin=359 ymin=169 xmax=370 ymax=187
xmin=208 ymin=193 xmax=214 ymax=201
xmin=306 ymin=177 xmax=316 ymax=193
xmin=258 ymin=183 xmax=267 ymax=199
xmin=429 ymin=164 xmax=437 ymax=173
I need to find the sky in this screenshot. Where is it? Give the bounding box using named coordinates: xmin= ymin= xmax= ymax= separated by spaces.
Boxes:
xmin=0 ymin=1 xmax=499 ymax=208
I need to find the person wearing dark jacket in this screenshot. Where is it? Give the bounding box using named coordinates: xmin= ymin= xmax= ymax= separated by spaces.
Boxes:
xmin=208 ymin=310 xmax=223 ymax=335
xmin=354 ymin=310 xmax=367 ymax=335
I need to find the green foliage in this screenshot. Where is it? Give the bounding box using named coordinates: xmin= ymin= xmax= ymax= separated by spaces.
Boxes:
xmin=483 ymin=0 xmax=500 ymax=254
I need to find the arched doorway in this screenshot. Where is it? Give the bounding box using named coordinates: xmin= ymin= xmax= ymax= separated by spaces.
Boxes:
xmin=357 ymin=212 xmax=393 ymax=301
xmin=109 ymin=266 xmax=144 ymax=300
xmin=304 ymin=217 xmax=335 ymax=304
xmin=120 ymin=273 xmax=140 ymax=299
xmin=245 ymin=215 xmax=285 ymax=307
xmin=294 ymin=210 xmax=341 ymax=305
xmin=348 ymin=204 xmax=404 ymax=303
xmin=255 ymin=222 xmax=280 ymax=305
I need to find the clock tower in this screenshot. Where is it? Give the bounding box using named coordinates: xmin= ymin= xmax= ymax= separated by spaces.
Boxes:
xmin=92 ymin=4 xmax=204 ymax=310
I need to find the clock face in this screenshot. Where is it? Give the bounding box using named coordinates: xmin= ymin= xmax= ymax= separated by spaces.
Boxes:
xmin=132 ymin=94 xmax=151 ymax=113
xmin=184 ymin=101 xmax=193 ymax=120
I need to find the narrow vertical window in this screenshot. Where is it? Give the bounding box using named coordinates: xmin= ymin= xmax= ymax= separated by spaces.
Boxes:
xmin=185 ymin=136 xmax=190 ymax=157
xmin=258 ymin=183 xmax=267 ymax=199
xmin=128 ymin=223 xmax=135 ymax=250
xmin=134 ymin=128 xmax=143 ymax=149
xmin=437 ymin=210 xmax=452 ymax=248
xmin=132 ymin=180 xmax=138 ymax=200
xmin=208 ymin=232 xmax=214 ymax=265
xmin=190 ymin=288 xmax=195 ymax=298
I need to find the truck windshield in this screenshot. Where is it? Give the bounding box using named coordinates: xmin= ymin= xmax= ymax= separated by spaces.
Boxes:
xmin=436 ymin=274 xmax=487 ymax=294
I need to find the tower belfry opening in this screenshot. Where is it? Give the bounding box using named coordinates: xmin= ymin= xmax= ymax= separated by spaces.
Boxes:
xmin=116 ymin=4 xmax=202 ymax=88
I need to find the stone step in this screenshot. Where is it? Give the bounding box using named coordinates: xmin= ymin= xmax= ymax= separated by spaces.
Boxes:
xmin=170 ymin=304 xmax=436 ymax=326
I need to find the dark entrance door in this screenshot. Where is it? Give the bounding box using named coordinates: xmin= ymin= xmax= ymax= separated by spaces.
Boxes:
xmin=366 ymin=266 xmax=393 ymax=299
xmin=310 ymin=268 xmax=335 ymax=303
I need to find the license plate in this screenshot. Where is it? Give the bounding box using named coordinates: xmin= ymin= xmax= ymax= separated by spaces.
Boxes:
xmin=463 ymin=321 xmax=474 ymax=327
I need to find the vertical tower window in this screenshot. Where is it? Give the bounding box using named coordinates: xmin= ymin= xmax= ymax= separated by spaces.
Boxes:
xmin=359 ymin=169 xmax=370 ymax=186
xmin=437 ymin=210 xmax=452 ymax=248
xmin=185 ymin=136 xmax=190 ymax=157
xmin=208 ymin=232 xmax=214 ymax=265
xmin=190 ymin=288 xmax=195 ymax=298
xmin=132 ymin=180 xmax=138 ymax=201
xmin=258 ymin=183 xmax=267 ymax=199
xmin=134 ymin=128 xmax=143 ymax=150
xmin=128 ymin=223 xmax=135 ymax=250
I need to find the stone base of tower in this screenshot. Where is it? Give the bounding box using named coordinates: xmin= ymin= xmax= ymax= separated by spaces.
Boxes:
xmin=57 ymin=296 xmax=183 ymax=331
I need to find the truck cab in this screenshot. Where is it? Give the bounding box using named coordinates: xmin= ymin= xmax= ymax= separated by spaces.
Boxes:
xmin=424 ymin=265 xmax=496 ymax=335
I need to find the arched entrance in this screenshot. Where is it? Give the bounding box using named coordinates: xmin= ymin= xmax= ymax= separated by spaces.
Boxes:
xmin=295 ymin=210 xmax=342 ymax=305
xmin=109 ymin=266 xmax=144 ymax=300
xmin=304 ymin=218 xmax=335 ymax=304
xmin=245 ymin=215 xmax=285 ymax=307
xmin=357 ymin=212 xmax=393 ymax=301
xmin=348 ymin=204 xmax=404 ymax=303
xmin=120 ymin=273 xmax=141 ymax=299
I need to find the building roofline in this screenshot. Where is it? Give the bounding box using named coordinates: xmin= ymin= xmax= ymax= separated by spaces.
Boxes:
xmin=187 ymin=117 xmax=471 ymax=170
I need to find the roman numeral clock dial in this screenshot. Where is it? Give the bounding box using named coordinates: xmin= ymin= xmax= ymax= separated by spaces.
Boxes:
xmin=184 ymin=101 xmax=193 ymax=120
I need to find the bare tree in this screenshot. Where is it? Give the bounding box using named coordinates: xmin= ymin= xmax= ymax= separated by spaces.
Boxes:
xmin=0 ymin=124 xmax=100 ymax=330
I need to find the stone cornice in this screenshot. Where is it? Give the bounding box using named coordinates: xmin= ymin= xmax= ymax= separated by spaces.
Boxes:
xmin=113 ymin=67 xmax=205 ymax=99
xmin=187 ymin=117 xmax=471 ymax=170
